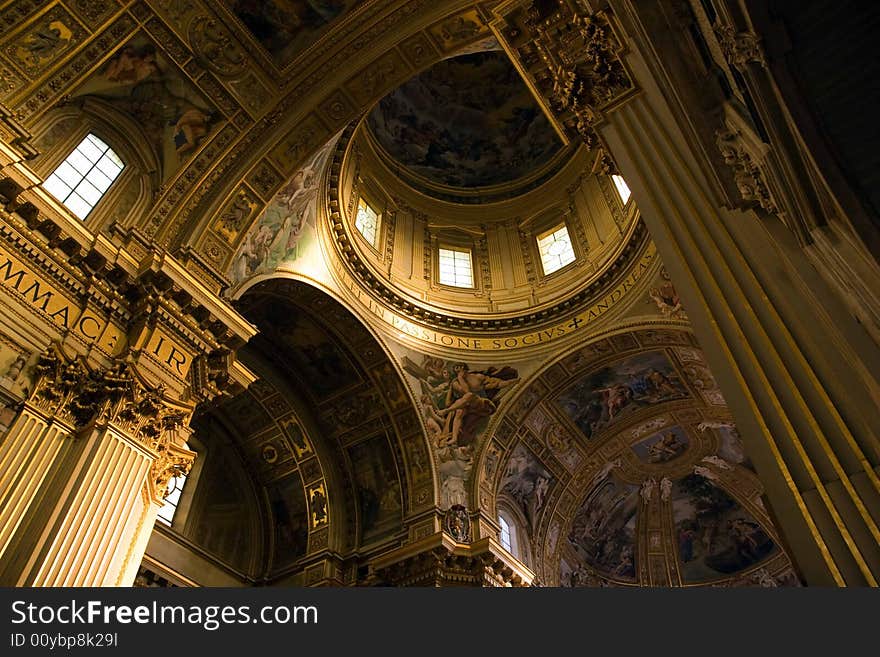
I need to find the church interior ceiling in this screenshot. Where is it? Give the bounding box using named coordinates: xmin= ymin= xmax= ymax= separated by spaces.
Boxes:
xmin=225 ymin=0 xmax=365 ymax=69
xmin=482 ymin=327 xmax=800 ymax=587
xmin=5 ymin=0 xmax=875 ymax=588
xmin=70 ymin=31 xmax=219 ymax=182
xmin=187 ymin=278 xmax=434 ymax=582
xmin=228 ymin=135 xmax=338 ymax=284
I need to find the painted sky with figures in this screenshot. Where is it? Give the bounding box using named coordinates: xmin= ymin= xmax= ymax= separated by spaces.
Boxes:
xmin=367 ymin=51 xmax=563 ymax=188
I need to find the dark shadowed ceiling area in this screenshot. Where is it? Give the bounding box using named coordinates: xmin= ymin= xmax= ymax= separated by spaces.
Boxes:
xmin=226 ymin=0 xmax=364 ymax=66
xmin=366 ymin=51 xmax=564 ymax=189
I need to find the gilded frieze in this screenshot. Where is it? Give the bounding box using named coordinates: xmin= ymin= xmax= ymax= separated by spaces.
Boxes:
xmin=0 ymin=59 xmax=25 ymax=97
xmin=427 ymin=9 xmax=490 ymax=55
xmin=227 ymin=72 xmax=273 ymax=118
xmin=188 ymin=17 xmax=248 ymax=78
xmin=68 ymin=0 xmax=119 ymax=26
xmin=0 ymin=0 xmax=54 ymax=33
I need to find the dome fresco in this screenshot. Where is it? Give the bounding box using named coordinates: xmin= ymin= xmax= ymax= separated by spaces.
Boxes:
xmin=366 ymin=51 xmax=564 ymax=189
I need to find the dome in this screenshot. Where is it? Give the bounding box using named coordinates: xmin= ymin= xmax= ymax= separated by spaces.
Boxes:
xmin=366 ymin=51 xmax=567 ymax=195
xmin=325 ymin=45 xmax=647 ymax=353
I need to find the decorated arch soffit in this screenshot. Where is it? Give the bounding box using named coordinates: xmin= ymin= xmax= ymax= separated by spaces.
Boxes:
xmin=229 ymin=278 xmax=437 ymax=554
xmin=193 ymin=379 xmax=328 ymax=576
xmin=477 ymin=324 xmax=801 ymax=587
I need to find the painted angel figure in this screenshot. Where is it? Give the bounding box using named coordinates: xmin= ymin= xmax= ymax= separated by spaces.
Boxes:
xmin=649 ymin=279 xmax=685 ymax=319
xmin=438 ymin=362 xmax=519 ymax=447
xmin=701 ymin=455 xmax=732 ymax=470
xmin=640 ymin=478 xmax=656 ymax=505
xmin=591 ymin=458 xmax=621 ymax=488
xmin=660 ymin=477 xmax=672 ymax=502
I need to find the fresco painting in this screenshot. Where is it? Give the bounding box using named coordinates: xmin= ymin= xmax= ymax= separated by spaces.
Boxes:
xmin=227 ymin=1 xmax=362 ymax=66
xmin=631 ymin=425 xmax=690 ymax=464
xmin=280 ymin=418 xmax=313 ymax=459
xmin=557 ymin=350 xmax=689 ymax=440
xmin=367 ymin=51 xmax=563 ymax=188
xmin=401 ymin=352 xmax=520 ymax=508
xmin=256 ymin=304 xmax=359 ymax=397
xmin=672 ymin=474 xmax=776 ymax=582
xmin=72 ymin=34 xmax=218 ymax=182
xmin=707 ymin=421 xmax=754 ymax=472
xmin=499 ymin=444 xmax=553 ymax=530
xmin=403 ymin=354 xmax=519 ymax=450
xmin=231 ymin=138 xmax=336 ymax=283
xmin=567 ymin=474 xmax=639 ymax=581
xmin=307 ymin=482 xmax=328 ymax=527
xmin=267 ymin=473 xmax=309 ymax=567
xmin=7 ymin=8 xmax=81 ymax=78
xmin=347 ymin=435 xmax=402 ymax=540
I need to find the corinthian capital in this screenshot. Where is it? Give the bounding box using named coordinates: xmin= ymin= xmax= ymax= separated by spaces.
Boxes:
xmin=714 ymin=24 xmax=766 ymax=69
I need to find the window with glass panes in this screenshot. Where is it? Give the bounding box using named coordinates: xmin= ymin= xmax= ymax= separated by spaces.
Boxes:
xmin=499 ymin=515 xmax=512 ymax=552
xmin=612 ymin=174 xmax=632 ymax=205
xmin=43 ymin=134 xmax=124 ymax=220
xmin=537 ymin=224 xmax=576 ymax=275
xmin=355 ymin=197 xmax=379 ymax=246
xmin=438 ymin=247 xmax=473 ymax=288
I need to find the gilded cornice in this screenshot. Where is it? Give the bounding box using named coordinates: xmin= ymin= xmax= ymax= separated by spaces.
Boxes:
xmin=0 ymin=151 xmax=256 ymax=398
xmin=0 ymin=101 xmax=37 ymax=159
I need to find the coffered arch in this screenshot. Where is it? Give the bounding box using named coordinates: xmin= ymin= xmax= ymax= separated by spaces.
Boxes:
xmin=234 ymin=277 xmax=438 ymax=535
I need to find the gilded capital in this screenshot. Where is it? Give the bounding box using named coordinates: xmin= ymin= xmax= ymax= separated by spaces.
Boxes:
xmin=714 ymin=25 xmax=766 ymax=69
xmin=715 ymin=124 xmax=777 ymax=214
xmin=149 ymin=439 xmax=196 ymax=504
xmin=491 ymin=1 xmax=635 ymax=148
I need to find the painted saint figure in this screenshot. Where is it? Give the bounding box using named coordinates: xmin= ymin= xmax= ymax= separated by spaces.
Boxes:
xmin=438 ymin=362 xmax=519 ymax=446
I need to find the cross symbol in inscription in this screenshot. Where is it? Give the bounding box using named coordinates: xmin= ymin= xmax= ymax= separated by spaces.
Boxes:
xmin=568 ymin=317 xmax=584 ymax=330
